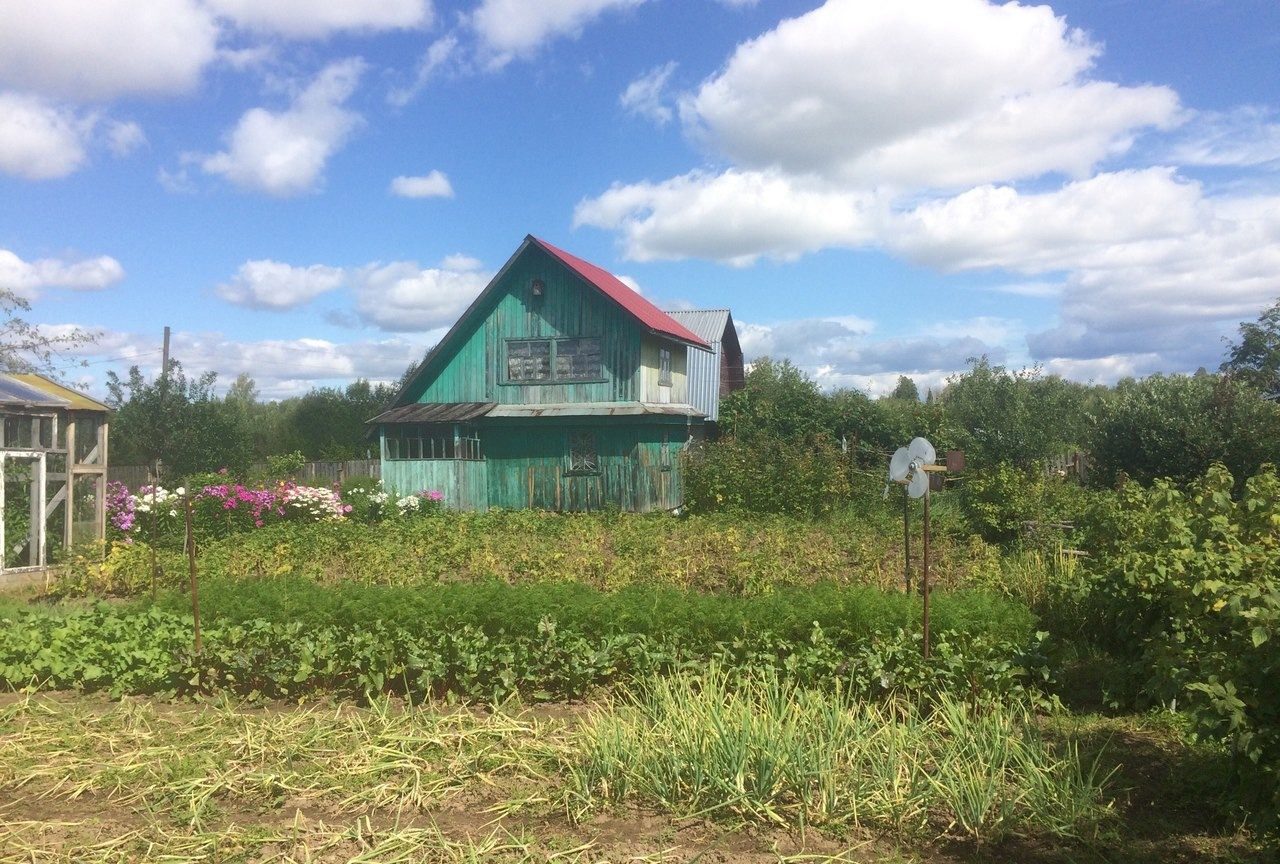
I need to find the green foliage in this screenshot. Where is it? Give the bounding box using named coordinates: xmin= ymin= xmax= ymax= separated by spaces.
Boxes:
xmin=0 ymin=581 xmax=1040 ymax=704
xmin=959 ymin=463 xmax=1090 ymax=545
xmin=58 ymin=508 xmax=1000 ymax=598
xmin=718 ymin=357 xmax=835 ymax=442
xmin=942 ymin=358 xmax=1092 ymax=469
xmin=106 ymin=359 xmax=251 ymax=480
xmin=570 ymin=668 xmax=1110 ymax=841
xmin=682 ymin=434 xmax=853 ymax=516
xmin=263 ymin=450 xmax=306 ymax=481
xmin=0 ymin=287 xmax=97 ymax=376
xmin=1080 ymin=465 xmax=1280 ymax=825
xmin=1089 ymin=373 xmax=1280 ymax=488
xmin=890 ymin=374 xmax=920 ymax=402
xmin=287 ymin=380 xmax=392 ymax=460
xmin=1221 ymin=297 xmax=1280 ymax=401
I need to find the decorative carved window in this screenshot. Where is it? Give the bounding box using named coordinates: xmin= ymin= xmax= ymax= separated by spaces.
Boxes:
xmin=568 ymin=430 xmax=598 ymax=474
xmin=659 ymin=347 xmax=672 ymax=386
xmin=660 ymin=430 xmax=672 ymax=471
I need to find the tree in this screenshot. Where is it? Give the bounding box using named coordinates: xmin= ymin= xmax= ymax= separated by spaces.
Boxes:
xmin=889 ymin=375 xmax=919 ymax=401
xmin=0 ymin=288 xmax=97 ymax=376
xmin=106 ymin=360 xmax=251 ymax=480
xmin=286 ymin=379 xmax=394 ymax=460
xmin=1090 ymin=373 xmax=1280 ymax=488
xmin=718 ymin=357 xmax=834 ymax=442
xmin=1222 ymin=298 xmax=1280 ymax=400
xmin=942 ymin=357 xmax=1091 ymax=468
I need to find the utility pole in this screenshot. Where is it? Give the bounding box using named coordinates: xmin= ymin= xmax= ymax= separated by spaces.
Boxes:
xmin=161 ymin=325 xmax=171 ymax=381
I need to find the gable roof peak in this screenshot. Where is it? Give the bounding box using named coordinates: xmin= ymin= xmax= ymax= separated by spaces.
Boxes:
xmin=529 ymin=236 xmax=709 ymax=350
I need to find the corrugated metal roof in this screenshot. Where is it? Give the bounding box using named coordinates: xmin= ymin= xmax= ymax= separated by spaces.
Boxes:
xmin=663 ymin=309 xmax=731 ymax=346
xmin=486 ymin=401 xmax=705 ymax=418
xmin=8 ymin=373 xmax=109 ymax=412
xmin=369 ymin=402 xmax=497 ymax=424
xmin=0 ymin=374 xmax=69 ymax=408
xmin=531 ymin=237 xmax=710 ymax=349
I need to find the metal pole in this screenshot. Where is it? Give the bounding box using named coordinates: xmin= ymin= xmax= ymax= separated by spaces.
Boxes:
xmin=922 ymin=488 xmax=931 ymax=660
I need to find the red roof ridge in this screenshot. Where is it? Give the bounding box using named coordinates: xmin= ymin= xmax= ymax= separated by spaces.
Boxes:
xmin=529 ymin=236 xmax=710 ymax=349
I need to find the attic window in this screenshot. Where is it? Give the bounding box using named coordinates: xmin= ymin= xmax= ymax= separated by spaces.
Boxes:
xmin=507 ymin=338 xmax=601 ymax=383
xmin=507 ymin=340 xmax=552 ymax=381
xmin=659 ymin=347 xmax=672 ymax=386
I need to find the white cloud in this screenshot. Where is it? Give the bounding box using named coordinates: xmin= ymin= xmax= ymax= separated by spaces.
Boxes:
xmin=0 ymin=93 xmax=94 ymax=180
xmin=206 ymin=0 xmax=432 ymax=39
xmin=680 ymin=0 xmax=1176 ymax=188
xmin=352 ymin=261 xmax=491 ymax=331
xmin=389 ymin=35 xmax=459 ymax=106
xmin=1167 ymin=105 xmax=1280 ymax=168
xmin=575 ymin=169 xmax=879 ymax=264
xmin=0 ymin=0 xmax=218 ymax=101
xmin=390 ymin=170 xmax=454 ymax=198
xmin=201 ymin=59 xmax=366 ymax=197
xmin=440 ymin=254 xmax=483 ymax=271
xmin=80 ymin=329 xmax=432 ymax=400
xmin=106 ymin=121 xmax=146 ymax=157
xmin=470 ymin=0 xmax=649 ymax=66
xmin=216 ymin=260 xmax=346 ymax=310
xmin=0 ymin=249 xmax=125 ymax=299
xmin=620 ymin=62 xmax=677 ymax=125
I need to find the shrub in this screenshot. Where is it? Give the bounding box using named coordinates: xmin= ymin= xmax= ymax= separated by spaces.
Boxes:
xmin=682 ymin=434 xmax=853 ymax=516
xmin=1080 ymin=465 xmax=1280 ymax=826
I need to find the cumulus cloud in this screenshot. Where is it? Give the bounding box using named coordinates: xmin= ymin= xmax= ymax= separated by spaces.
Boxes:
xmin=0 ymin=249 xmax=125 ymax=299
xmin=201 ymin=59 xmax=365 ymax=197
xmin=79 ymin=328 xmax=432 ymax=400
xmin=680 ymin=0 xmax=1176 ymax=187
xmin=216 ymin=260 xmax=347 ymax=310
xmin=206 ymin=0 xmax=432 ymax=39
xmin=390 ymin=170 xmax=454 ymax=198
xmin=620 ymin=62 xmax=677 ymax=125
xmin=0 ymin=0 xmax=219 ymax=101
xmin=470 ymin=0 xmax=649 ymax=66
xmin=352 ymin=261 xmax=491 ymax=331
xmin=0 ymin=93 xmax=94 ymax=180
xmin=575 ymin=169 xmax=879 ymax=264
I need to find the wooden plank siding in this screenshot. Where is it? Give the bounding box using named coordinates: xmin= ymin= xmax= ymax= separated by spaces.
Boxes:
xmin=481 ymin=420 xmax=683 ymax=512
xmin=381 ymin=459 xmax=488 ymax=510
xmin=407 ymin=246 xmax=645 ymax=405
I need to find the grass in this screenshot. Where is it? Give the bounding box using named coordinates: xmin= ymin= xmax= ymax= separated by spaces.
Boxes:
xmin=0 ymin=679 xmax=1267 ymax=862
xmin=565 ymin=666 xmax=1112 ymax=844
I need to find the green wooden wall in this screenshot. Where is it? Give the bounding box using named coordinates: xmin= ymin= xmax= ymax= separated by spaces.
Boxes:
xmin=407 ymin=246 xmax=647 ymax=405
xmin=381 ymin=459 xmax=488 ymax=511
xmin=482 ymin=419 xmax=683 ymax=512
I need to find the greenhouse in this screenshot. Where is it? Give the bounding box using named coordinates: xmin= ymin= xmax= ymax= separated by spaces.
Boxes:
xmin=0 ymin=373 xmax=109 ymax=582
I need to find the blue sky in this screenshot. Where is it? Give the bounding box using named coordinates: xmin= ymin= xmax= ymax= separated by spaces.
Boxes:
xmin=2 ymin=0 xmax=1278 ymax=399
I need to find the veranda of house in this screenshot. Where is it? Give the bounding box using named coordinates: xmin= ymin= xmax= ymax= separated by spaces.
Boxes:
xmin=0 ymin=373 xmax=109 ymax=584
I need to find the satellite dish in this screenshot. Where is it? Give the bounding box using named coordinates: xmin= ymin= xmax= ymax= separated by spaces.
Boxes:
xmin=888 ymin=447 xmax=912 ymax=482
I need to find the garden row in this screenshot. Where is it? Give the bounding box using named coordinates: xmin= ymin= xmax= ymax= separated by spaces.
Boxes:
xmin=0 ymin=581 xmax=1040 ymax=703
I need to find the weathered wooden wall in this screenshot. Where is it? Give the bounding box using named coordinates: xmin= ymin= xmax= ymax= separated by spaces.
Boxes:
xmin=381 ymin=459 xmax=487 ymax=510
xmin=109 ymin=459 xmax=381 ymax=488
xmin=409 ymin=245 xmax=656 ymax=405
xmin=479 ymin=420 xmax=682 ymax=513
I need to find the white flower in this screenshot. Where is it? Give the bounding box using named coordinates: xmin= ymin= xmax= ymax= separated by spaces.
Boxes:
xmin=175 ymin=487 xmax=186 ymax=497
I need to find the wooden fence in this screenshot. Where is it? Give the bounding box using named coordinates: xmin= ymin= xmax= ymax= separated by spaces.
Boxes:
xmin=108 ymin=459 xmax=381 ymax=489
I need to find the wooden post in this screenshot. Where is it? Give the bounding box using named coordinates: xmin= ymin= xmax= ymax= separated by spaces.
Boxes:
xmin=185 ymin=497 xmax=202 ymax=655
xmin=902 ymin=488 xmax=911 ymax=593
xmin=922 ymin=488 xmax=931 ymax=660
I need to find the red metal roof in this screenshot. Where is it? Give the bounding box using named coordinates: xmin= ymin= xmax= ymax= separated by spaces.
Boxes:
xmin=530 ymin=236 xmax=710 ymax=349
